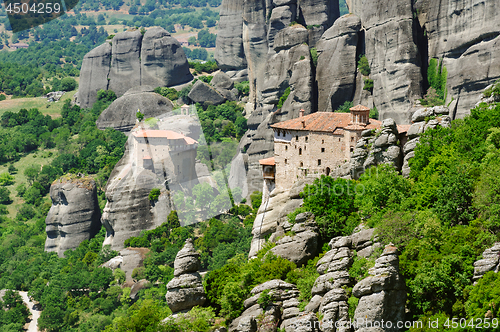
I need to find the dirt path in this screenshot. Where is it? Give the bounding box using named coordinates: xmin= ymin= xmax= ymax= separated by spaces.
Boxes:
xmin=19 ymin=291 xmax=41 ymax=332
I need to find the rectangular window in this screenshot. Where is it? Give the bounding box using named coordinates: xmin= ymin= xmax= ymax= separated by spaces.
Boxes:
xmin=318 ymin=159 xmax=321 ymax=166
xmin=351 ymin=137 xmax=355 ymax=142
xmin=321 ymin=148 xmax=325 ymax=153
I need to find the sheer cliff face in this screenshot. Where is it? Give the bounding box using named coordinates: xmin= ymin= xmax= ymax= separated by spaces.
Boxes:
xmin=416 ymin=0 xmax=500 ymax=118
xmin=45 ymin=176 xmax=101 ymax=257
xmin=78 ymin=27 xmax=192 ymax=109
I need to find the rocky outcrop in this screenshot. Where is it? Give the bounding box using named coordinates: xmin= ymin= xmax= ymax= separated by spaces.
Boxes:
xmin=214 ymin=0 xmax=247 ymax=71
xmin=416 ymin=0 xmax=500 ymax=118
xmin=77 ymin=43 xmax=112 ymax=109
xmin=96 ymin=86 xmax=174 ymax=132
xmin=352 ymin=245 xmax=406 ymax=331
xmin=402 ymin=106 xmax=451 ymax=177
xmin=270 ymin=212 xmax=319 ymax=266
xmin=316 ymin=15 xmax=361 ymax=112
xmin=45 ymin=174 xmax=101 ymax=257
xmin=166 ymin=239 xmax=206 ymax=313
xmin=473 ymin=242 xmax=500 ymax=282
xmin=349 ymin=0 xmax=423 ymax=123
xmin=228 ymin=280 xmax=301 ymax=332
xmin=140 ymin=27 xmax=193 ymax=89
xmin=350 ymin=118 xmax=403 ymax=179
xmin=78 ymin=27 xmax=192 ymax=109
xmin=188 ymin=80 xmax=227 ymax=105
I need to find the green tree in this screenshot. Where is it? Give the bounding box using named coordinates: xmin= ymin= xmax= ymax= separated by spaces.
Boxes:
xmin=167 ymin=210 xmax=180 ymax=229
xmin=358 ymin=54 xmax=370 ymax=76
xmin=60 ymin=77 xmax=78 ymax=91
xmin=0 ymin=187 xmax=11 ymax=204
xmin=0 ymin=172 xmax=15 ymax=186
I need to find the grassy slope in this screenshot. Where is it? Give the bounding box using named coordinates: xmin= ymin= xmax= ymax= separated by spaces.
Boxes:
xmin=0 ymin=90 xmax=76 ymax=118
xmin=0 ymin=149 xmax=56 ymax=219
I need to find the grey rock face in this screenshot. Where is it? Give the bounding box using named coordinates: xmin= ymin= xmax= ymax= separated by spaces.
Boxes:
xmin=215 ymin=0 xmax=247 ymax=71
xmin=352 ymin=245 xmax=406 ymax=331
xmin=141 ymin=28 xmax=193 ymax=88
xmin=271 ymin=218 xmax=319 ymax=266
xmin=473 ymin=242 xmax=500 ymax=282
xmin=298 ymin=0 xmax=339 ymax=31
xmin=77 ymin=43 xmax=112 ymax=109
xmin=273 ymin=25 xmax=309 ymax=52
xmin=102 ymin=138 xmax=173 ymax=251
xmin=229 ymin=279 xmax=301 ymax=332
xmin=108 ymin=30 xmax=143 ymax=98
xmin=267 ymin=5 xmax=297 ymax=52
xmin=96 ymin=86 xmax=174 ymax=132
xmin=316 ymin=15 xmax=361 ymax=112
xmin=417 ymin=0 xmax=500 ymax=118
xmin=349 ymin=118 xmax=402 ymax=179
xmin=188 ymin=80 xmax=227 ymax=105
xmin=45 ymin=175 xmax=101 ymax=257
xmin=78 ymin=28 xmax=191 ymax=108
xmin=166 ymin=239 xmax=206 ymax=313
xmin=350 ymin=0 xmax=423 ymax=123
xmin=212 ymin=71 xmax=235 ymax=90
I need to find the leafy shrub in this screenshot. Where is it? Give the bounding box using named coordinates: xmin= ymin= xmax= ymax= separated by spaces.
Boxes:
xmin=369 ymin=107 xmax=378 ymax=119
xmin=235 ymin=81 xmax=250 ymax=97
xmin=0 ymin=172 xmax=14 ymax=186
xmin=149 ymin=188 xmax=161 ymax=201
xmin=250 ymin=191 xmax=262 ymax=210
xmin=310 ymin=47 xmax=318 ymax=67
xmin=358 ymin=55 xmax=370 ymax=76
xmin=483 ymin=79 xmax=500 ymax=98
xmin=0 ymin=187 xmax=11 ymax=204
xmin=60 ymin=77 xmax=78 ymax=91
xmin=258 ymin=289 xmax=272 ymax=308
xmin=154 ymin=87 xmax=179 ymax=101
xmin=0 ymin=94 xmax=6 ymax=101
xmin=334 ymin=101 xmax=353 ymax=113
xmin=277 ymin=87 xmax=291 ymax=109
xmin=363 ymin=78 xmax=374 ymax=92
xmin=465 ymin=271 xmax=500 ymax=319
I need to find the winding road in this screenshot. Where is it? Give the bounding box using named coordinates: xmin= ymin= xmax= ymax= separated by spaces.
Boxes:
xmin=19 ymin=291 xmax=41 ymax=332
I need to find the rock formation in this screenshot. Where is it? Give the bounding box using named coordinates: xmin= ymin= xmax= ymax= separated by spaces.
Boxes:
xmin=349 ymin=0 xmax=423 ymax=123
xmin=270 ymin=212 xmax=319 ymax=266
xmin=166 ymin=239 xmax=206 ymax=313
xmin=45 ymin=174 xmax=101 ymax=257
xmin=96 ymin=86 xmax=174 ymax=132
xmin=78 ymin=27 xmax=192 ymax=109
xmin=228 ymin=279 xmax=301 ymax=332
xmin=349 ymin=118 xmax=403 ymax=179
xmin=316 ymin=14 xmax=361 ymax=112
xmin=188 ymin=80 xmax=227 ymax=105
xmin=473 ymin=242 xmax=500 ymax=282
xmin=416 ymin=0 xmax=500 ymax=118
xmin=352 ymin=244 xmax=406 ymax=331
xmin=401 ymin=106 xmax=451 ymax=177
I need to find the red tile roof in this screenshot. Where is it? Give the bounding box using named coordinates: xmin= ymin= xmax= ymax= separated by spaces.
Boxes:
xmin=397 ymin=124 xmax=411 ymax=134
xmin=271 ymin=112 xmax=381 ymax=133
xmin=350 ymin=104 xmax=370 ymax=111
xmin=259 ymin=157 xmax=275 ymax=166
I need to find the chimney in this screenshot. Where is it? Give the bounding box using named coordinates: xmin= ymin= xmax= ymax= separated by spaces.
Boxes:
xmin=299 ymin=109 xmax=304 ymax=118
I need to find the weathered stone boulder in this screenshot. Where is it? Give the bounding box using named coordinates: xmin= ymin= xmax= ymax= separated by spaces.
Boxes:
xmin=273 ymin=25 xmax=309 ymax=52
xmin=350 ymin=0 xmax=423 ymax=123
xmin=473 ymin=242 xmax=500 ymax=282
xmin=140 ymin=27 xmax=193 ymax=88
xmin=96 ymin=86 xmax=174 ymax=132
xmin=352 ymin=245 xmax=406 ymax=331
xmin=212 ymin=71 xmax=235 ymax=90
xmin=166 ymin=239 xmax=206 ymax=313
xmin=214 ymin=0 xmax=247 ymax=71
xmin=349 ymin=118 xmax=402 ymax=179
xmin=77 ymin=42 xmax=112 ymax=109
xmin=78 ymin=27 xmax=191 ymax=109
xmin=316 ymin=14 xmax=361 ymax=112
xmin=45 ymin=174 xmax=101 ymax=258
xmin=416 ymin=0 xmax=500 ymax=118
xmin=108 ymin=30 xmax=143 ymax=98
xmin=270 ymin=213 xmax=319 ymax=266
xmin=229 ymin=280 xmax=300 ymax=332
xmin=130 ymin=279 xmax=151 ymax=300
xmin=188 ymin=80 xmax=226 ymax=105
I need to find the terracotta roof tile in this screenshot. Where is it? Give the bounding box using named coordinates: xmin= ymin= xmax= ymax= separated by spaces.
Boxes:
xmin=350 ymin=104 xmax=370 ymax=111
xmin=397 ymin=124 xmax=411 ymax=133
xmin=271 ymin=112 xmax=381 ymax=132
xmin=259 ymin=157 xmax=275 ymax=166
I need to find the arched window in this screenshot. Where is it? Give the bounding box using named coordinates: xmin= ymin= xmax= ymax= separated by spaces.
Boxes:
xmin=285 ymin=145 xmax=288 ymax=151
xmin=305 ymin=137 xmax=308 ymax=143
xmin=300 ymin=161 xmax=303 ymax=167
xmin=326 ymin=167 xmax=331 ymax=176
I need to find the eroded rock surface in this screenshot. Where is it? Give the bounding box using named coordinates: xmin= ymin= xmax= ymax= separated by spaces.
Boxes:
xmin=96 ymin=86 xmax=174 ymax=132
xmin=473 ymin=242 xmax=500 ymax=282
xmin=352 ymin=245 xmax=406 ymax=331
xmin=166 ymin=239 xmax=206 ymax=313
xmin=45 ymin=174 xmax=101 ymax=257
xmin=78 ymin=27 xmax=192 ymax=108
